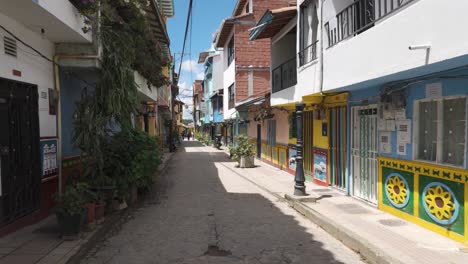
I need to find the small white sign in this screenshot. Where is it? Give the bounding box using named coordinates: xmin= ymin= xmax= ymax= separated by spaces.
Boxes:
xmin=397 ymin=143 xmax=407 ymax=155
xmin=386 ymin=120 xmax=396 ymax=131
xmin=379 ymin=132 xmax=392 ymax=153
xmin=396 ymin=119 xmax=411 ymax=144
xmin=394 ymin=109 xmax=406 ymax=120
xmin=426 ymin=82 xmax=442 ymax=98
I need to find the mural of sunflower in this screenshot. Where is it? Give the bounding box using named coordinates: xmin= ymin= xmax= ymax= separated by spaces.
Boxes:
xmin=385 ymin=174 xmax=409 ymax=208
xmin=423 ymin=183 xmax=458 ymax=225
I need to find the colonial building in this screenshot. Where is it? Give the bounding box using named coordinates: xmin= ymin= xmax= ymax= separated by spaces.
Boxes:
xmin=249 ymin=0 xmax=468 ymax=243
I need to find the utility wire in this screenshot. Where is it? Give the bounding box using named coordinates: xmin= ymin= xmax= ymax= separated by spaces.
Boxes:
xmin=176 ymin=0 xmax=193 ymax=85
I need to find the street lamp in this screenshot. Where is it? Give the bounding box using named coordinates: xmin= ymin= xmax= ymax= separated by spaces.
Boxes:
xmin=294 ymin=102 xmax=307 ymax=196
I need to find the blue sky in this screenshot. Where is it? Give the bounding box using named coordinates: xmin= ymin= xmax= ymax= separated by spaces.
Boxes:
xmin=167 ymin=0 xmax=237 ymax=119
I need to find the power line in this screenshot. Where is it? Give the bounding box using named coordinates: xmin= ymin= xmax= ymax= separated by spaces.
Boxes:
xmin=176 ymin=0 xmax=193 ymax=85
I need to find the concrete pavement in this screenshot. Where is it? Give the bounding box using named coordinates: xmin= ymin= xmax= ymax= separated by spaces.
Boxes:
xmin=217 ymin=145 xmax=468 ymax=264
xmin=79 ymin=141 xmax=365 ymax=264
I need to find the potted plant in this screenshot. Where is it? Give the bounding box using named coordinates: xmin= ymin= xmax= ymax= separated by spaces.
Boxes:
xmin=82 ymin=187 xmax=98 ymax=227
xmin=230 ymin=135 xmax=256 ymax=168
xmin=54 ymin=182 xmax=89 ymax=240
xmin=94 ymin=192 xmax=106 ymax=223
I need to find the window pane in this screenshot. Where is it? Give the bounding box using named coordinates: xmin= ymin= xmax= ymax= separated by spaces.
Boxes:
xmin=418 ymin=101 xmax=438 ymax=162
xmin=442 ymin=98 xmax=466 ymax=166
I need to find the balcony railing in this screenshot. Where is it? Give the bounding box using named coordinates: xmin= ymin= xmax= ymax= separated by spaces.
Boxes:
xmin=272 ymin=57 xmax=297 ymax=94
xmin=325 ymin=0 xmax=415 ymax=48
xmin=298 ymin=41 xmax=318 ymax=67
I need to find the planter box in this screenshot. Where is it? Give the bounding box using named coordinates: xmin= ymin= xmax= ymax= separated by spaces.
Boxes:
xmin=56 ymin=213 xmax=83 ymax=240
xmin=239 ymin=156 xmax=255 ymax=168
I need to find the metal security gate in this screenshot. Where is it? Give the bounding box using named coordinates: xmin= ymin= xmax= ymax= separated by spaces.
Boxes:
xmin=351 ymin=105 xmax=378 ymax=204
xmin=329 ymin=107 xmax=346 ymax=189
xmin=0 ymin=78 xmax=40 ymax=226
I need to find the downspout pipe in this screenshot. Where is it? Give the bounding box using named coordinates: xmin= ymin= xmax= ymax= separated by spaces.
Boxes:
xmin=319 ymin=0 xmax=325 ymax=95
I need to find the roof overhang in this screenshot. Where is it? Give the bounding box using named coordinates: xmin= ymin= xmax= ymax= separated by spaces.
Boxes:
xmin=146 ymin=1 xmax=171 ymax=61
xmin=233 ymin=0 xmax=248 ymax=16
xmin=250 ymin=7 xmax=297 ymax=41
xmin=214 ymin=13 xmax=255 ymax=48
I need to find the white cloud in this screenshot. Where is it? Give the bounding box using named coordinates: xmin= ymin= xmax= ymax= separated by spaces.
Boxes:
xmin=181 ymin=59 xmax=204 ymax=81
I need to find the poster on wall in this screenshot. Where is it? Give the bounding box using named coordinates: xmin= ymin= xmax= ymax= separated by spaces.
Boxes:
xmin=397 ymin=143 xmax=407 ymax=155
xmin=313 ymin=149 xmax=327 ymax=185
xmin=379 ymin=132 xmax=392 ymax=153
xmin=288 ymin=147 xmax=297 ymax=171
xmin=397 ymin=119 xmax=411 ymax=144
xmin=40 ymin=138 xmax=58 ymax=178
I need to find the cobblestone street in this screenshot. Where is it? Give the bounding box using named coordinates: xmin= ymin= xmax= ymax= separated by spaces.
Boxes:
xmin=80 ymin=141 xmax=364 ymax=264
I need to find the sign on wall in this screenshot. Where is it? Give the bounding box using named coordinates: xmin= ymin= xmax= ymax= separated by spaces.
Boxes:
xmin=40 ymin=138 xmax=58 ymax=178
xmin=313 ymin=149 xmax=328 ymax=185
xmin=288 ymin=147 xmax=297 ymax=171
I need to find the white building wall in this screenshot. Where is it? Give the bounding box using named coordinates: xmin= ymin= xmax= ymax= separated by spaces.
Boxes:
xmin=0 ymin=12 xmax=56 ymax=138
xmin=134 ymin=71 xmax=158 ymax=102
xmin=270 ymin=0 xmax=322 ymax=106
xmin=222 ymin=30 xmax=237 ymax=120
xmin=212 ymin=53 xmax=224 ymax=91
xmin=323 ymin=0 xmax=468 ymax=91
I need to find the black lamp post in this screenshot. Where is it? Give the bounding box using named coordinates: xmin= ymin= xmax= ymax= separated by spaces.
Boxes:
xmin=294 ymin=102 xmax=307 ymax=196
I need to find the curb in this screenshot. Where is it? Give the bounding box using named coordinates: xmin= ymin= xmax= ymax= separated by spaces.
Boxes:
xmin=283 ymin=195 xmax=403 ymax=264
xmin=217 ymin=149 xmax=402 ymax=264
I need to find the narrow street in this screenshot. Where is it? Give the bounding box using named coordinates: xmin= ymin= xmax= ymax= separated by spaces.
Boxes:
xmin=80 ymin=141 xmax=364 ymax=264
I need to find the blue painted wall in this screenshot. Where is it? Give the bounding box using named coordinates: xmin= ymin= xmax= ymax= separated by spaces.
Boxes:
xmin=60 ymin=69 xmax=98 ymax=158
xmin=347 ymin=68 xmax=468 ymax=169
xmin=213 ymin=96 xmax=224 ymax=123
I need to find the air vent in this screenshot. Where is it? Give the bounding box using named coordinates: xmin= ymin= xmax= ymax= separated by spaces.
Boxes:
xmin=4 ymin=36 xmax=17 ymax=57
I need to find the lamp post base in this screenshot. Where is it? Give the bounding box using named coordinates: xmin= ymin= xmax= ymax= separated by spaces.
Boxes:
xmin=294 ymin=185 xmax=307 ymax=196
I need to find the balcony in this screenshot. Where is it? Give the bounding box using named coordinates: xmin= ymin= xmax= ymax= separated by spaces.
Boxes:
xmin=0 ymin=0 xmax=92 ymax=43
xmin=298 ymin=41 xmax=318 ymax=67
xmin=325 ymin=0 xmax=415 ymax=48
xmin=272 ymin=58 xmax=297 ymax=94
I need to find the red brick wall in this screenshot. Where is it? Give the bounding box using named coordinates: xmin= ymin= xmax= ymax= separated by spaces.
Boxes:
xmin=234 ymin=24 xmax=271 ymax=68
xmin=235 ymin=70 xmax=270 ymax=102
xmin=252 ymin=0 xmax=293 ymax=21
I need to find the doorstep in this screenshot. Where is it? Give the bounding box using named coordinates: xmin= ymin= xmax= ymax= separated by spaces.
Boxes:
xmin=217 ymin=149 xmax=468 ymax=264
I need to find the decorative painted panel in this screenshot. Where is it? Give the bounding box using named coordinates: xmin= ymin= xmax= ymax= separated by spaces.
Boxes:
xmin=313 ymin=148 xmax=328 ymax=186
xmin=272 ymin=146 xmax=279 ymax=165
xmin=278 ymin=145 xmax=288 ymax=170
xmin=379 ymin=156 xmax=467 ymax=243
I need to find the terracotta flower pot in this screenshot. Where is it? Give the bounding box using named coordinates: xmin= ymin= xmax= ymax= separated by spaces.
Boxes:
xmin=95 ymin=202 xmax=106 ymax=223
xmin=83 ymin=202 xmax=96 ymax=225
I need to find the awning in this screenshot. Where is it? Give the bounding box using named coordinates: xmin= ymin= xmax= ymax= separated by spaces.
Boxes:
xmin=215 ymin=13 xmax=255 ymax=48
xmin=250 ymin=7 xmax=297 ymax=41
xmin=302 ymin=92 xmax=349 ymax=107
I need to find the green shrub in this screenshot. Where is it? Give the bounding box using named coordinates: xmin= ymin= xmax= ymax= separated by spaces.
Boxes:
xmin=103 ymin=129 xmax=162 ymax=200
xmin=229 ymin=135 xmax=256 ymax=161
xmin=54 ymin=182 xmax=91 ymax=216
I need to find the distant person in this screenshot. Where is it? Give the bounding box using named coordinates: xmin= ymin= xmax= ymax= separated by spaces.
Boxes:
xmin=188 ymin=131 xmax=192 ymax=141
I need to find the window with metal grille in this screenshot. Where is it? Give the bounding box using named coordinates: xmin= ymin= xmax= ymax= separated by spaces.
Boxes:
xmin=4 ymin=36 xmax=17 ymax=57
xmin=415 ymin=96 xmax=467 ymax=167
xmin=299 ymin=0 xmax=318 ymax=66
xmin=227 ymin=37 xmax=234 ymax=66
